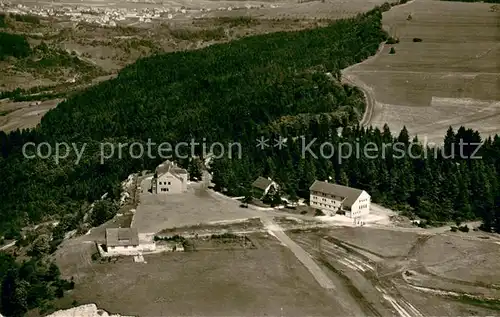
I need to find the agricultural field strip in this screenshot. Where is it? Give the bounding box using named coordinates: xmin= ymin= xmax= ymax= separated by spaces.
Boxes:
xmin=348 ymin=70 xmax=500 ymax=76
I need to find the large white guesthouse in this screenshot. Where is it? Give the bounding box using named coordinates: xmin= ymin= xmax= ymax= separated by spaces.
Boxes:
xmin=309 ymin=180 xmax=370 ymax=219
xmin=150 ymin=160 xmax=188 ymax=194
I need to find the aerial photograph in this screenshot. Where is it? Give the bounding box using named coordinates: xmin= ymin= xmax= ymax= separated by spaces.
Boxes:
xmin=0 ymin=0 xmax=499 ymax=315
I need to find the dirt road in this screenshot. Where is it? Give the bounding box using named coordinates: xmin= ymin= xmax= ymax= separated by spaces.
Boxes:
xmin=0 ymin=240 xmax=16 ymax=251
xmin=341 ymin=42 xmax=385 ymax=127
xmin=259 ymin=216 xmax=337 ymax=289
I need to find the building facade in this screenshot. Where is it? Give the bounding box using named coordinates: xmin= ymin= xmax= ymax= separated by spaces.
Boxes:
xmin=251 ymin=176 xmax=279 ymax=198
xmin=105 ymin=228 xmax=140 ymax=256
xmin=102 ymin=228 xmax=157 ymax=257
xmin=309 ymin=180 xmax=370 ymax=218
xmin=151 ymin=160 xmax=188 ymax=194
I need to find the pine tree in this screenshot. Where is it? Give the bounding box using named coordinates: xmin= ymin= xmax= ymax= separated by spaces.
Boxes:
xmin=1 ymin=269 xmax=28 ymax=317
xmin=443 ymin=126 xmax=455 ymax=159
xmin=494 ymin=195 xmax=500 ymax=233
xmin=302 ymin=159 xmax=317 ymax=192
xmin=339 ymin=170 xmax=349 ymax=186
xmin=397 ymin=126 xmax=410 ymax=146
xmin=382 ymin=123 xmax=392 ymax=143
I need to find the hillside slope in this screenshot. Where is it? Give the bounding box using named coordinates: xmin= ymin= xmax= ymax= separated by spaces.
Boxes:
xmin=0 ymin=8 xmax=387 ymax=234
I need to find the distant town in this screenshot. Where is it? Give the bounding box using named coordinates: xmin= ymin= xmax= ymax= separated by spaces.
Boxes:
xmin=0 ymin=0 xmax=275 ymax=27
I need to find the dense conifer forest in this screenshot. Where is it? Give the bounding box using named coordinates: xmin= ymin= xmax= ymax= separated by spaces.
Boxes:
xmin=0 ymin=252 xmax=74 ymax=317
xmin=0 ymin=32 xmax=31 ymax=59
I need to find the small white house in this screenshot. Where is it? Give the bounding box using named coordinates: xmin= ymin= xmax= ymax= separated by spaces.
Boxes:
xmin=251 ymin=176 xmax=279 ymax=198
xmin=151 ymin=160 xmax=188 ymax=194
xmin=309 ymin=181 xmax=370 ymax=218
xmin=105 ymin=228 xmax=140 ymax=256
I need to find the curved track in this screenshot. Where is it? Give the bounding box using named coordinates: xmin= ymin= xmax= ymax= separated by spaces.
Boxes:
xmin=341 ymin=42 xmax=385 ymax=127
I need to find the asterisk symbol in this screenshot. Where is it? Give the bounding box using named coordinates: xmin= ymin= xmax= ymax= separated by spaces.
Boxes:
xmin=274 ymin=136 xmax=287 ymax=150
xmin=256 ymin=136 xmax=269 ymax=150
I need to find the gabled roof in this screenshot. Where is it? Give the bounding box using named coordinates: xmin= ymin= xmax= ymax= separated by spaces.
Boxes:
xmin=172 ymin=168 xmax=188 ymax=175
xmin=155 ymin=160 xmax=187 ymax=179
xmin=252 ymin=176 xmax=274 ymax=190
xmin=309 ymin=180 xmax=365 ymax=208
xmin=106 ymin=228 xmax=139 ymax=247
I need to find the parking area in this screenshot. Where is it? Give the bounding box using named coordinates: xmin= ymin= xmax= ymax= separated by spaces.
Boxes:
xmin=131 ymin=176 xmax=255 ymax=234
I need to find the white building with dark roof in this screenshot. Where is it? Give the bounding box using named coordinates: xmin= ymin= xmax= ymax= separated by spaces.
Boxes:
xmin=105 ymin=228 xmax=140 ymax=256
xmin=251 ymin=176 xmax=279 ymax=198
xmin=309 ymin=181 xmax=370 ymax=218
xmin=151 ymin=160 xmax=188 ymax=194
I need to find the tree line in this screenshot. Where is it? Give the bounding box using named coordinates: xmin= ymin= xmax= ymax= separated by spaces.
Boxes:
xmin=0 ymin=5 xmax=498 ymax=236
xmin=211 ymin=124 xmax=500 ymax=229
xmin=0 ymin=252 xmax=74 ymax=317
xmin=0 ymin=32 xmax=31 ymax=60
xmin=1 ymin=5 xmax=499 ymax=235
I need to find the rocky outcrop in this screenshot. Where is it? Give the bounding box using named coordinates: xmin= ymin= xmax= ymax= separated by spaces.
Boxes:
xmin=46 ymin=304 xmax=135 ymax=317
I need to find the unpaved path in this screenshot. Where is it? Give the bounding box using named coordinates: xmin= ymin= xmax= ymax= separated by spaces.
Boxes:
xmin=339 ymin=0 xmax=418 ymax=128
xmin=341 ymin=42 xmax=385 ymax=127
xmin=260 ymin=216 xmax=337 ymax=289
xmin=0 ymin=240 xmax=16 ymax=251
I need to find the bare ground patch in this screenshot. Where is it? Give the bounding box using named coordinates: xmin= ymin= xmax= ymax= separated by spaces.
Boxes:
xmin=416 ymin=234 xmax=500 ymax=287
xmin=289 ymin=228 xmax=500 ymax=316
xmin=132 ymin=178 xmax=256 ymax=234
xmin=157 ymin=217 xmax=264 ymax=236
xmin=321 ymin=226 xmax=421 ymax=258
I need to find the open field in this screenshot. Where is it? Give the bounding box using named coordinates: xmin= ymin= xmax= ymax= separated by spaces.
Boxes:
xmin=51 ymin=185 xmax=500 ymax=317
xmin=417 ymin=235 xmax=500 ymax=286
xmin=158 ymin=217 xmax=264 ymax=236
xmin=54 ymin=233 xmax=358 ymax=317
xmin=290 ymin=227 xmax=500 ymax=316
xmin=0 ymin=98 xmax=62 ymax=131
xmin=344 ymin=0 xmax=500 ymax=143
